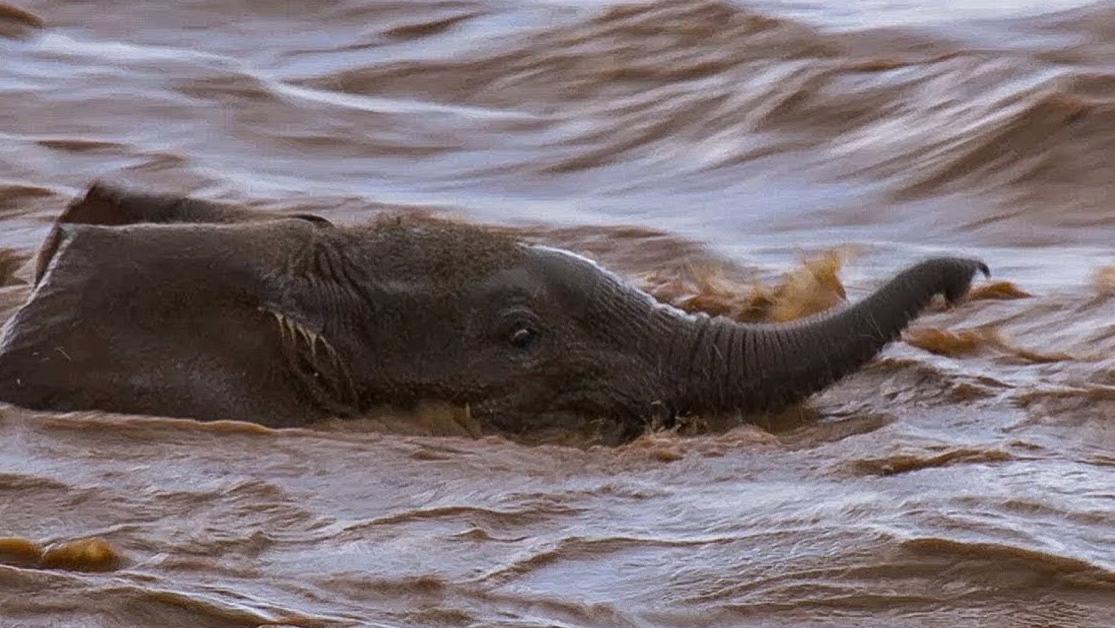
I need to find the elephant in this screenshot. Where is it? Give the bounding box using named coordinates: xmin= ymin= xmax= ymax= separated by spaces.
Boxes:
xmin=0 ymin=183 xmax=988 ymax=442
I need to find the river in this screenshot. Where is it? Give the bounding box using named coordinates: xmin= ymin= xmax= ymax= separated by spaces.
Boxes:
xmin=1 ymin=1 xmax=1113 ymax=625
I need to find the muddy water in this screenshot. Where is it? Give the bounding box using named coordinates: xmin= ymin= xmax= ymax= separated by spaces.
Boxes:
xmin=2 ymin=0 xmax=1115 ymax=625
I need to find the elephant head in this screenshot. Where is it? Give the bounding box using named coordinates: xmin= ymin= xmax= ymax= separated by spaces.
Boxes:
xmin=424 ymin=243 xmax=986 ymax=440
xmin=0 ymin=184 xmax=987 ymax=442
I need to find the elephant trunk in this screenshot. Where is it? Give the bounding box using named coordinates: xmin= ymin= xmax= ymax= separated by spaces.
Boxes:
xmin=667 ymin=257 xmax=988 ymax=416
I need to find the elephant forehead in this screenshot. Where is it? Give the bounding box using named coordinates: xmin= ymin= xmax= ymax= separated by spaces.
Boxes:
xmin=523 ymin=245 xmax=608 ymax=288
xmin=448 ymin=246 xmax=603 ymax=317
xmin=474 ymin=266 xmax=538 ymax=295
xmin=516 ymin=245 xmax=618 ymax=312
xmin=522 ymin=244 xmax=690 ymax=318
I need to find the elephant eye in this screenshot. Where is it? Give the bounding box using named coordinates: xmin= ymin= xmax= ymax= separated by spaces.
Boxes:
xmin=509 ymin=324 xmax=539 ymax=350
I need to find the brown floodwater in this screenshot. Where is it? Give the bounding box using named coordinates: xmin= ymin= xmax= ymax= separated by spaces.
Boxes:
xmin=2 ymin=0 xmax=1115 ymax=625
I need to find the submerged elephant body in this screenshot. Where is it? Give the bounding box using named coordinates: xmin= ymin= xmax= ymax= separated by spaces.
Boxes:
xmin=0 ymin=184 xmax=987 ymax=441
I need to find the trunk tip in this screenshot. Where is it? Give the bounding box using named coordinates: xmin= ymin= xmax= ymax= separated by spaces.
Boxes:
xmin=935 ymin=257 xmax=990 ymax=305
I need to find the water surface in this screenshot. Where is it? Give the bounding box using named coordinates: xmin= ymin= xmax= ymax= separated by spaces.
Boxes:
xmin=1 ymin=1 xmax=1114 ymax=625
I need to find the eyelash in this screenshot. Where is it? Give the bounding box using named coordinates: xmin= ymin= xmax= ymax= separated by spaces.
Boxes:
xmin=509 ymin=324 xmax=539 ymax=349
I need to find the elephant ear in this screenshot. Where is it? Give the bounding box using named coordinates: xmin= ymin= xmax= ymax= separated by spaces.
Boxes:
xmin=34 ymin=183 xmax=333 ymax=285
xmin=1 ymin=220 xmax=355 ymax=425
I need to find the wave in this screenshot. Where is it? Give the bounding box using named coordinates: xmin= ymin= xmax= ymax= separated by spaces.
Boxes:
xmin=283 ymin=0 xmax=1115 ymax=234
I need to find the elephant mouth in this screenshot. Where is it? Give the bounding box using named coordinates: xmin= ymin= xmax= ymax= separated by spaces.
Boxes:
xmin=465 ymin=384 xmax=650 ymax=444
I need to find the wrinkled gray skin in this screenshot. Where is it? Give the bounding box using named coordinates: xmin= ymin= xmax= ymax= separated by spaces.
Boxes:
xmin=0 ymin=184 xmax=988 ymax=442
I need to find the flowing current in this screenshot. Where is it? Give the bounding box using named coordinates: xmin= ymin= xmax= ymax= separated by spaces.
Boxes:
xmin=2 ymin=1 xmax=1114 ymax=625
